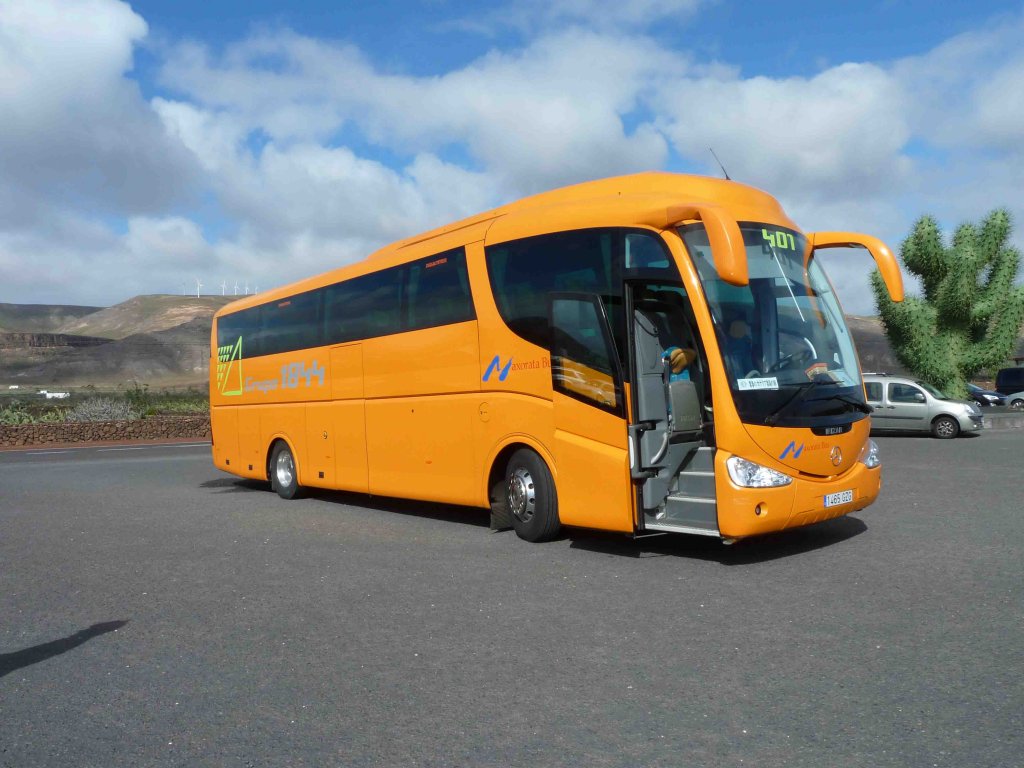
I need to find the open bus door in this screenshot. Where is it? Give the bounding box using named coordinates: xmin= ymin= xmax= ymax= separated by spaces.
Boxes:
xmin=547 ymin=293 xmax=634 ymax=533
xmin=626 ymin=283 xmax=719 ymax=537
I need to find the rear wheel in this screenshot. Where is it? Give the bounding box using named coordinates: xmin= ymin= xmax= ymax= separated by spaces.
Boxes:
xmin=505 ymin=449 xmax=560 ymax=542
xmin=270 ymin=441 xmax=302 ymax=499
xmin=931 ymin=415 xmax=960 ymax=440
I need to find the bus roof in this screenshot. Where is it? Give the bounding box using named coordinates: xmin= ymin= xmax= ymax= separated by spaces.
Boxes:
xmin=214 ymin=172 xmax=789 ymax=317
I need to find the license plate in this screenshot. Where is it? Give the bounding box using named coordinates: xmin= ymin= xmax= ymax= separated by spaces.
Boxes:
xmin=824 ymin=489 xmax=854 ymax=507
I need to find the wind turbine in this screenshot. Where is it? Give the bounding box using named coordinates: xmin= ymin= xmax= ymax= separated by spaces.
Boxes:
xmin=233 ymin=281 xmax=239 ymax=296
xmin=244 ymin=281 xmax=249 ymax=296
xmin=195 ymin=278 xmax=203 ymax=298
xmin=221 ymin=280 xmax=227 ymax=296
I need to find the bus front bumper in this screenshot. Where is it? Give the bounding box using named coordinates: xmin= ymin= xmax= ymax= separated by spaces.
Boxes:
xmin=715 ymin=454 xmax=882 ymax=540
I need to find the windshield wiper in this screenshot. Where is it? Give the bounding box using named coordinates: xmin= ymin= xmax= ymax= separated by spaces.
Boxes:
xmin=762 ymin=380 xmax=872 ymax=424
xmin=829 ymin=393 xmax=873 ymax=414
xmin=763 ymin=379 xmax=834 ymax=425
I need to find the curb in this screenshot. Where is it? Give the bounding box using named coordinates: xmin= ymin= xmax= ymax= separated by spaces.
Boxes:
xmin=982 ymin=412 xmax=1024 ymax=431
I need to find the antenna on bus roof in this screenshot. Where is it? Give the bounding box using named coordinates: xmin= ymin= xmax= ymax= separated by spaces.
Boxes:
xmin=708 ymin=147 xmax=731 ymax=181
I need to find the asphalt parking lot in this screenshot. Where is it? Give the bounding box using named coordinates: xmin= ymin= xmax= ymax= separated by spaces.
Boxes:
xmin=1 ymin=434 xmax=1021 ymax=768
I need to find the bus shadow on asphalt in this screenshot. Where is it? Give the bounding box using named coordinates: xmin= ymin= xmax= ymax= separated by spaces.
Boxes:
xmin=200 ymin=476 xmax=492 ymax=529
xmin=315 ymin=490 xmax=492 ymax=529
xmin=200 ymin=477 xmax=270 ymax=493
xmin=198 ymin=476 xmax=867 ymax=559
xmin=568 ymin=515 xmax=868 ymax=564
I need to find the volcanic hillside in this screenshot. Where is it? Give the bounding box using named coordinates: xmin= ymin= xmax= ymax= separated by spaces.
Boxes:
xmin=55 ymin=294 xmax=234 ymax=339
xmin=0 ymin=295 xmax=235 ymax=387
xmin=0 ymin=302 xmax=102 ymax=333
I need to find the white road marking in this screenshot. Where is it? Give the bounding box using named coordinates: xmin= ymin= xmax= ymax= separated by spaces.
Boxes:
xmin=96 ymin=444 xmax=210 ymax=452
xmin=4 ymin=442 xmax=211 ymax=457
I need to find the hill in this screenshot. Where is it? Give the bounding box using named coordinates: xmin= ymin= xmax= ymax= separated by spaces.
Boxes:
xmin=57 ymin=294 xmax=235 ymax=339
xmin=3 ymin=318 xmax=210 ymax=386
xmin=0 ymin=303 xmax=102 ymax=333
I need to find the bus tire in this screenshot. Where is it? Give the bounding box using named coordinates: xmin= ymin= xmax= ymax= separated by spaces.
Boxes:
xmin=931 ymin=415 xmax=960 ymax=439
xmin=505 ymin=448 xmax=560 ymax=542
xmin=270 ymin=441 xmax=303 ymax=499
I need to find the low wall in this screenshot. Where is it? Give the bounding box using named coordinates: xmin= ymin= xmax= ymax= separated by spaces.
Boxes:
xmin=983 ymin=411 xmax=1024 ymax=431
xmin=0 ymin=415 xmax=210 ymax=447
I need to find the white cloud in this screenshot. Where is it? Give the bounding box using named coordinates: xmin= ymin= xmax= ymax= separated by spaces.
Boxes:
xmin=158 ymin=28 xmax=679 ymax=197
xmin=125 ymin=216 xmax=213 ymax=268
xmin=2 ymin=0 xmax=1023 ymax=318
xmin=0 ymin=0 xmax=198 ymax=215
xmin=658 ymin=63 xmax=913 ymax=206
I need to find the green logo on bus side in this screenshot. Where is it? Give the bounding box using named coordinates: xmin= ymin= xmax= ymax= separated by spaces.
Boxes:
xmin=216 ymin=336 xmax=243 ymax=396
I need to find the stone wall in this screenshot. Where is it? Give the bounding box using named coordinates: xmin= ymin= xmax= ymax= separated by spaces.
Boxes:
xmin=0 ymin=415 xmax=210 ymax=447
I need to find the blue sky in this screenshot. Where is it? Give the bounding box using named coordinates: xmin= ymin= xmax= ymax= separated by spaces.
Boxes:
xmin=2 ymin=0 xmax=1024 ymax=312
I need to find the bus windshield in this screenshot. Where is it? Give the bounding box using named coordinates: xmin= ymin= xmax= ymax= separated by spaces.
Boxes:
xmin=681 ymin=221 xmax=866 ymax=426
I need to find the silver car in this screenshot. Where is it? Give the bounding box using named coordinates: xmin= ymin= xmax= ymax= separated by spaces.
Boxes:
xmin=1005 ymin=390 xmax=1024 ymax=410
xmin=863 ymin=374 xmax=983 ymax=439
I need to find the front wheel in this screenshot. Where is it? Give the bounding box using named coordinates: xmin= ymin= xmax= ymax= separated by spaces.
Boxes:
xmin=505 ymin=449 xmax=560 ymax=542
xmin=270 ymin=441 xmax=302 ymax=499
xmin=932 ymin=415 xmax=960 ymax=440
xmin=1011 ymin=398 xmax=1024 ymax=410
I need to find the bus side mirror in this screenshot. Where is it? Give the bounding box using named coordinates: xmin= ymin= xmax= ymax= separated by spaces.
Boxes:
xmin=808 ymin=232 xmax=905 ymax=302
xmin=666 ymin=204 xmax=749 ymax=287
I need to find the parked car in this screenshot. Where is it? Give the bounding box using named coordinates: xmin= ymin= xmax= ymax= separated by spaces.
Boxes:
xmin=863 ymin=373 xmax=983 ymax=439
xmin=995 ymin=366 xmax=1024 ymax=396
xmin=1004 ymin=390 xmax=1024 ymax=410
xmin=967 ymin=383 xmax=1006 ymax=407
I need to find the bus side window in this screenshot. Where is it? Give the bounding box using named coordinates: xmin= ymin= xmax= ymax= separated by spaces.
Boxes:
xmin=325 ymin=268 xmax=402 ymax=344
xmin=405 ymin=247 xmax=475 ymax=332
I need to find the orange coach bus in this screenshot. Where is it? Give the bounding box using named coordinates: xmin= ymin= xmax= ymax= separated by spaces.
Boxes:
xmin=210 ymin=172 xmax=904 ymax=543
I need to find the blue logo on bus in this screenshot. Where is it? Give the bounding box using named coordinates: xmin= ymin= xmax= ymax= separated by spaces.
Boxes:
xmin=779 ymin=441 xmax=804 ymax=459
xmin=483 ymin=355 xmax=513 ymax=382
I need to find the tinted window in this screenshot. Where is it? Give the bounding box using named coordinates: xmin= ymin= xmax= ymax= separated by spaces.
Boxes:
xmin=261 ymin=289 xmax=323 ymax=356
xmin=406 ymin=247 xmax=475 ymax=331
xmin=217 ymin=305 xmax=262 ymax=357
xmin=864 ymin=382 xmax=882 ymax=402
xmin=486 ymin=229 xmax=681 ymax=360
xmin=325 ymin=268 xmax=402 ymax=344
xmin=486 ymin=229 xmax=620 ymax=352
xmin=996 ymin=367 xmax=1024 ymax=393
xmin=890 ymin=383 xmax=924 ymax=403
xmin=216 ymin=247 xmax=476 ymax=358
xmin=551 ymin=295 xmax=621 ymax=413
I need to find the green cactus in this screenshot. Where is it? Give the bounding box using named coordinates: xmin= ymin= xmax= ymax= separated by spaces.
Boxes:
xmin=870 ymin=209 xmax=1024 ymax=399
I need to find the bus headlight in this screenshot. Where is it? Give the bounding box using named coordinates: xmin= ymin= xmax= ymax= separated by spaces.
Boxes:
xmin=858 ymin=439 xmax=881 ymax=468
xmin=726 ymin=456 xmax=793 ymax=488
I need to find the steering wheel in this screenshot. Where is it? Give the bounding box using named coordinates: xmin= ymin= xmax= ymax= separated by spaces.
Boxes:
xmin=766 ymin=347 xmax=816 ymax=374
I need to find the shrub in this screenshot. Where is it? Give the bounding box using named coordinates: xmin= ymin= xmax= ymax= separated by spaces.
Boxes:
xmin=0 ymin=400 xmax=36 ymax=425
xmin=66 ymin=397 xmax=140 ymax=423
